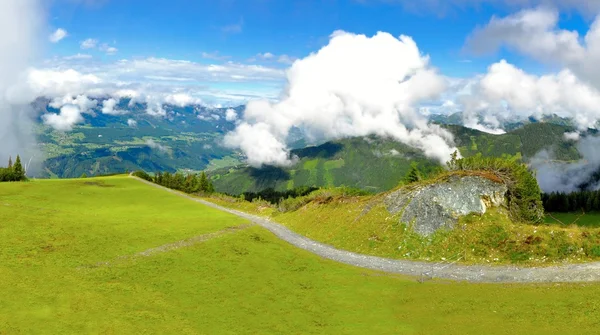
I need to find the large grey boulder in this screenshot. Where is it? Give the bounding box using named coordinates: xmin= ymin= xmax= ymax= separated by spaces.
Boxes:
xmin=384 ymin=175 xmax=508 ymax=236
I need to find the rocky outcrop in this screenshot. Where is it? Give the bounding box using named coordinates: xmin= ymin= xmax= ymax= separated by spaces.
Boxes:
xmin=384 ymin=175 xmax=508 ymax=236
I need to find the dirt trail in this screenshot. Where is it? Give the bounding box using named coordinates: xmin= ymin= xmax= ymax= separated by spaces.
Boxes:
xmin=132 ymin=176 xmax=600 ymax=283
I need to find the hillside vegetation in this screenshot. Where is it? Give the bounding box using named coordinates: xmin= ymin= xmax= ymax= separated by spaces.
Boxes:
xmin=211 ymin=123 xmax=581 ymax=195
xmin=207 ymin=155 xmax=600 ymax=265
xmin=2 ymin=176 xmax=600 ymax=333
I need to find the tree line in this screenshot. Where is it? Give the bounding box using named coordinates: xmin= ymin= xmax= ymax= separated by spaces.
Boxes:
xmin=542 ymin=191 xmax=600 ymax=213
xmin=133 ymin=170 xmax=215 ymax=194
xmin=0 ymin=156 xmax=27 ymax=182
xmin=236 ymin=186 xmax=319 ymax=204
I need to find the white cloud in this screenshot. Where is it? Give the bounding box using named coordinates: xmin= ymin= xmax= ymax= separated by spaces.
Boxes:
xmin=202 ymin=51 xmax=230 ymax=61
xmin=145 ymin=139 xmax=169 ymax=152
xmin=80 ymin=38 xmax=98 ymax=49
xmin=99 ymin=43 xmax=117 ymax=55
xmin=127 ymin=119 xmax=137 ymax=127
xmin=49 ymin=94 xmax=97 ymax=113
xmin=42 ymin=105 xmax=84 ymax=131
xmin=258 ymin=52 xmax=274 ymax=60
xmin=101 ymin=98 xmax=126 ymax=115
xmin=63 ymin=53 xmax=92 ymax=60
xmin=49 ymin=28 xmax=68 ymax=43
xmin=564 ymin=131 xmax=580 ymax=141
xmin=163 ymin=93 xmax=202 ymax=107
xmin=362 ymin=1 xmax=600 ymax=17
xmin=466 ymin=8 xmax=583 ymax=64
xmin=225 ymin=108 xmax=238 ymax=121
xmin=225 ymin=31 xmax=457 ymax=167
xmin=145 ymin=102 xmax=166 ymax=117
xmin=250 ymin=52 xmax=297 ymax=65
xmin=277 ymin=55 xmax=296 ymax=64
xmin=465 ymin=7 xmax=600 ymax=91
xmin=459 ymin=60 xmax=600 ymax=131
xmin=18 ymin=69 xmax=101 ymax=102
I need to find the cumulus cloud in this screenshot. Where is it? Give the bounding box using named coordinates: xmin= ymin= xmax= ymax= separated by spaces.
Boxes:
xmin=457 ymin=60 xmax=600 ymax=131
xmin=164 ymin=93 xmax=202 ymax=107
xmin=49 ymin=94 xmax=97 ymax=113
xmin=224 ymin=31 xmax=457 ymax=167
xmin=127 ymin=119 xmax=137 ymax=127
xmin=101 ymin=98 xmax=126 ymax=115
xmin=466 ymin=8 xmax=584 ymax=63
xmin=42 ymin=105 xmax=84 ymax=131
xmin=49 ymin=28 xmax=68 ymax=43
xmin=225 ymin=108 xmax=238 ymax=121
xmin=80 ymin=38 xmax=98 ymax=49
xmin=0 ymin=0 xmax=42 ymax=165
xmin=22 ymin=69 xmax=101 ymax=100
xmin=465 ymin=7 xmax=600 ymax=92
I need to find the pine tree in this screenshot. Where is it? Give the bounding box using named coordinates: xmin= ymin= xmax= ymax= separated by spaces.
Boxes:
xmin=8 ymin=156 xmax=12 ymax=169
xmin=403 ymin=164 xmax=422 ymax=184
xmin=199 ymin=172 xmax=209 ymax=192
xmin=13 ymin=155 xmax=25 ymax=181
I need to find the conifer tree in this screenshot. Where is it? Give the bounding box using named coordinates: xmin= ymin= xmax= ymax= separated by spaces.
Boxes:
xmin=403 ymin=164 xmax=422 ymax=184
xmin=199 ymin=171 xmax=209 ymax=192
xmin=8 ymin=156 xmax=12 ymax=169
xmin=13 ymin=155 xmax=25 ymax=181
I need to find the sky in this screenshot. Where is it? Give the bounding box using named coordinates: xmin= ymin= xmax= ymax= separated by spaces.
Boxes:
xmin=42 ymin=0 xmax=592 ymax=105
xmin=6 ymin=0 xmax=600 ymax=168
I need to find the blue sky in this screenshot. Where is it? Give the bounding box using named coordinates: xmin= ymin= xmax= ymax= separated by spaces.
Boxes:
xmin=26 ymin=0 xmax=600 ymax=165
xmin=47 ymin=0 xmax=591 ymax=76
xmin=37 ymin=0 xmax=600 ymax=111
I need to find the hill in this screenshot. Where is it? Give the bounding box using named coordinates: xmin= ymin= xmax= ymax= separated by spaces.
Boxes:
xmin=211 ymin=123 xmax=581 ymax=195
xmin=31 ymin=99 xmax=244 ymax=178
xmin=2 ymin=176 xmax=600 ymax=333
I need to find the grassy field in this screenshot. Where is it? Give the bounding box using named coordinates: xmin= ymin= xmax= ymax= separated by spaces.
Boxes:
xmin=545 ymin=212 xmax=600 ymax=228
xmin=2 ymin=177 xmax=600 ymax=334
xmin=208 ymin=188 xmax=600 ymax=266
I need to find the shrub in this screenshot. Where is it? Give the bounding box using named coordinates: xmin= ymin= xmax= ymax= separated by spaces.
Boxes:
xmin=447 ymin=152 xmax=544 ymax=223
xmin=132 ymin=170 xmax=153 ymax=182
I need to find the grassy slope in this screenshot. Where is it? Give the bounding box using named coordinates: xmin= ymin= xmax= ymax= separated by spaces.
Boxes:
xmin=209 ymin=186 xmax=600 ymax=265
xmin=211 ymin=123 xmax=581 ymax=195
xmin=1 ymin=177 xmax=599 ymax=333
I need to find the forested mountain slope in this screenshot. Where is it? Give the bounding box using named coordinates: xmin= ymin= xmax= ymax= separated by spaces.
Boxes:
xmin=210 ymin=123 xmax=581 ymax=195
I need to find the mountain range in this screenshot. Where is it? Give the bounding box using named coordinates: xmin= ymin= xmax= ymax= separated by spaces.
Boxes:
xmin=27 ymin=98 xmax=585 ymax=196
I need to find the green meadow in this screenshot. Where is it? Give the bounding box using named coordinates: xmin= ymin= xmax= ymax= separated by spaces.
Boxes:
xmin=1 ymin=176 xmax=600 ymax=334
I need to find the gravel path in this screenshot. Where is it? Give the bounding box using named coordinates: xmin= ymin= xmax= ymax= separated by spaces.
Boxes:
xmin=132 ymin=177 xmax=600 ymax=283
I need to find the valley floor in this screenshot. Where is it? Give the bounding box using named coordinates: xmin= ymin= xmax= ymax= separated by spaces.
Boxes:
xmin=1 ymin=176 xmax=600 ymax=334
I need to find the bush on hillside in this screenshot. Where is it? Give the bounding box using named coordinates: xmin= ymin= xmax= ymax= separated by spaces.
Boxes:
xmin=132 ymin=170 xmax=153 ymax=182
xmin=447 ymin=151 xmax=544 ymax=223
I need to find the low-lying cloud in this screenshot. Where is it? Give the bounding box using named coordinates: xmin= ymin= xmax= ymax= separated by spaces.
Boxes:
xmin=532 ymin=136 xmax=600 ymax=193
xmin=224 ymin=31 xmax=458 ymax=167
xmin=0 ymin=0 xmax=42 ymax=167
